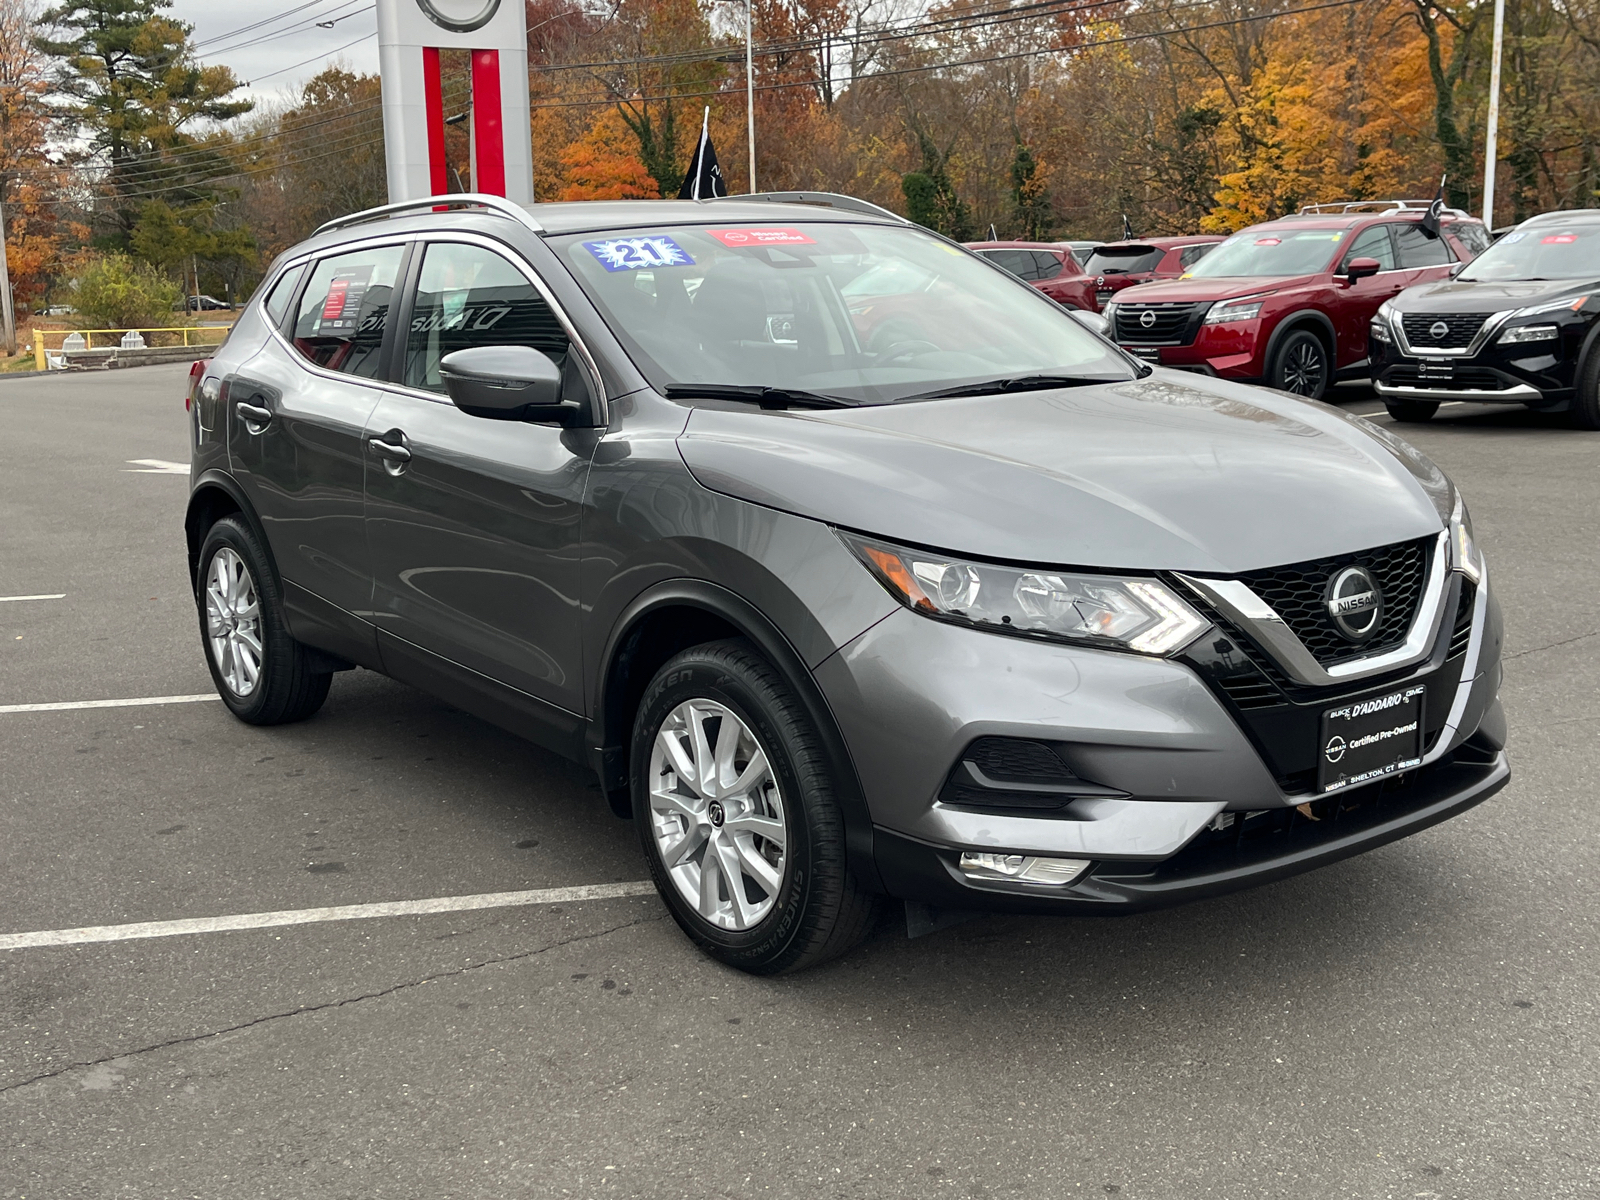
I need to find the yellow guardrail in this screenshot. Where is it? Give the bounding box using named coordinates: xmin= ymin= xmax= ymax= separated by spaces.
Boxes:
xmin=32 ymin=324 xmax=233 ymax=371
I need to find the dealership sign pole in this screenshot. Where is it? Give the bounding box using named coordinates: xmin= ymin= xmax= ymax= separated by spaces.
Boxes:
xmin=375 ymin=0 xmax=535 ymax=204
xmin=1481 ymin=0 xmax=1506 ymax=229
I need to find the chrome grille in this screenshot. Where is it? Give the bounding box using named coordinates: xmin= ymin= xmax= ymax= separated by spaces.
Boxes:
xmin=1113 ymin=302 xmax=1208 ymax=345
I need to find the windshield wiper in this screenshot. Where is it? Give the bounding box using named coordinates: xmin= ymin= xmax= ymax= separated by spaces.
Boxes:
xmin=663 ymin=384 xmax=858 ymax=410
xmin=899 ymin=374 xmax=1110 ymax=402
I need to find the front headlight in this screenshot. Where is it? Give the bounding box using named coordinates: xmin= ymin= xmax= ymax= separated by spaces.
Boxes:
xmin=1203 ymin=299 xmax=1264 ymax=325
xmin=1449 ymin=492 xmax=1483 ymax=583
xmin=1369 ymin=320 xmax=1392 ymax=345
xmin=840 ymin=533 xmax=1210 ymax=656
xmin=1497 ymin=323 xmax=1559 ymax=345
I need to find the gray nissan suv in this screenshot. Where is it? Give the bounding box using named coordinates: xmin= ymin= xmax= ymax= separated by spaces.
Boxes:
xmin=185 ymin=192 xmax=1508 ymax=973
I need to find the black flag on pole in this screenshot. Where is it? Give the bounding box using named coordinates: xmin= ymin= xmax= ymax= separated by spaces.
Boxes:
xmin=1121 ymin=213 xmax=1135 ymax=241
xmin=1420 ymin=176 xmax=1446 ymax=239
xmin=677 ymin=107 xmax=728 ymax=200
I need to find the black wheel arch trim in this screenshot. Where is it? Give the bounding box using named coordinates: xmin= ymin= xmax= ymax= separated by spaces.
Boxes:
xmin=185 ymin=470 xmax=277 ymax=591
xmin=1263 ymin=309 xmax=1338 ymax=373
xmin=589 ymin=577 xmax=885 ymax=894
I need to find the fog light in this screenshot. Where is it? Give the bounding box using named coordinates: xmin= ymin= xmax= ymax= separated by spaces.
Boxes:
xmin=959 ymin=852 xmax=1090 ymax=886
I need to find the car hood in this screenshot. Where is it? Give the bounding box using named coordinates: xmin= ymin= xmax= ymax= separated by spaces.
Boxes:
xmin=1113 ymin=276 xmax=1314 ymax=304
xmin=1395 ymin=276 xmax=1599 ymax=314
xmin=676 ymin=371 xmax=1448 ymax=574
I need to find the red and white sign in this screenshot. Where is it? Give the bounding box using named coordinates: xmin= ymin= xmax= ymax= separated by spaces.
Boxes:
xmin=709 ymin=228 xmax=817 ymax=247
xmin=1542 ymin=233 xmax=1579 ymax=244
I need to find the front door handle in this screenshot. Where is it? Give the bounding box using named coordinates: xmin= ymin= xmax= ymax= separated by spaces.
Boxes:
xmin=235 ymin=401 xmax=272 ymax=433
xmin=368 ymin=437 xmax=412 ymax=462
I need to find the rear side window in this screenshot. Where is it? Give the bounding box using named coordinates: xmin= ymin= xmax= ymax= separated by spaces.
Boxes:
xmin=291 ymin=245 xmax=406 ymax=378
xmin=1341 ymin=225 xmax=1397 ymax=272
xmin=980 ymin=250 xmax=1039 ymax=281
xmin=1395 ymin=224 xmax=1454 ymax=267
xmin=262 ymin=263 xmax=305 ymax=327
xmin=1031 ymin=251 xmax=1064 ymax=279
xmin=402 ymin=241 xmax=570 ymax=394
xmin=1082 ymin=246 xmax=1164 ymax=275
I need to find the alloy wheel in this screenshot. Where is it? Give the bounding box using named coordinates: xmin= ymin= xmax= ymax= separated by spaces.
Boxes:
xmin=205 ymin=547 xmax=263 ymax=697
xmin=1282 ymin=339 xmax=1326 ymax=396
xmin=648 ymin=699 xmax=787 ymax=931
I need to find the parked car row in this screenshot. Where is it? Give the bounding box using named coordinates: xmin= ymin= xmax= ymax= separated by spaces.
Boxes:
xmin=966 ymin=235 xmax=1223 ymax=314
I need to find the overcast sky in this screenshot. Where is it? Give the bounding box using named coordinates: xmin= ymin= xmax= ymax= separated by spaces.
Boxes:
xmin=169 ymin=0 xmax=382 ymax=107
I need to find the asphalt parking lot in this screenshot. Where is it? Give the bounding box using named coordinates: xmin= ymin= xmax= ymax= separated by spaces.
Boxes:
xmin=2 ymin=364 xmax=1596 ymax=1199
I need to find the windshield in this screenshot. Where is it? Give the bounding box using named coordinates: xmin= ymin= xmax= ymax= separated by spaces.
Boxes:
xmin=1459 ymin=224 xmax=1600 ymax=281
xmin=554 ymin=222 xmax=1133 ymax=405
xmin=1183 ymin=229 xmax=1346 ymax=278
xmin=1082 ymin=246 xmax=1164 ymax=275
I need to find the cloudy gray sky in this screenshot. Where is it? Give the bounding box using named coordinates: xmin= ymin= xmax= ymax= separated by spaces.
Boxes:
xmin=170 ymin=0 xmax=382 ymax=105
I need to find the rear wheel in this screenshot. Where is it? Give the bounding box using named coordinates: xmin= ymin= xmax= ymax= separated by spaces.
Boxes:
xmin=1565 ymin=346 xmax=1600 ymax=429
xmin=631 ymin=639 xmax=879 ymax=974
xmin=1268 ymin=328 xmax=1331 ymax=399
xmin=196 ymin=516 xmax=331 ymax=725
xmin=1384 ymin=398 xmax=1440 ymax=422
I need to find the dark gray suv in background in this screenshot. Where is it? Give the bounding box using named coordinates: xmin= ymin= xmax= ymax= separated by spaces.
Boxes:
xmin=185 ymin=193 xmax=1508 ymax=973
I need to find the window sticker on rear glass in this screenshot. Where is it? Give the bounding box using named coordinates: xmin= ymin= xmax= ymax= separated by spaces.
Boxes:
xmin=708 ymin=227 xmax=817 ymax=247
xmin=319 ymin=266 xmax=373 ymax=335
xmin=584 ymin=236 xmax=695 ymax=272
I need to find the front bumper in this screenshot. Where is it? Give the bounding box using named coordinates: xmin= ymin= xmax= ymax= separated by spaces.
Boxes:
xmin=1370 ymin=335 xmax=1577 ymax=407
xmin=1115 ymin=319 xmax=1267 ymax=380
xmin=817 ymin=562 xmax=1505 ymax=914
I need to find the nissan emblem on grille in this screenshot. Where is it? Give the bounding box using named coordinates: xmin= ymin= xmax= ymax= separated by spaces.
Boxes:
xmin=1139 ymin=309 xmax=1157 ymax=328
xmin=1325 ymin=566 xmax=1383 ymax=642
xmin=1429 ymin=321 xmax=1450 ymax=340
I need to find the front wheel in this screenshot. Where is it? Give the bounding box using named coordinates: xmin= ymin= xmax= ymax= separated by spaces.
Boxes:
xmin=631 ymin=639 xmax=879 ymax=974
xmin=1566 ymin=346 xmax=1600 ymax=429
xmin=196 ymin=516 xmax=331 ymax=725
xmin=1384 ymin=398 xmax=1440 ymax=422
xmin=1268 ymin=328 xmax=1331 ymax=399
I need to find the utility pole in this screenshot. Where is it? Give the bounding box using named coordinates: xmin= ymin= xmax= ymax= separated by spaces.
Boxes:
xmin=1482 ymin=0 xmax=1506 ymax=229
xmin=0 ymin=196 xmax=16 ymax=357
xmin=744 ymin=0 xmax=756 ymax=194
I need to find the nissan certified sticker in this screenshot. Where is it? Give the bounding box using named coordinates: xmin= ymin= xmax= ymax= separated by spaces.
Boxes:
xmin=709 ymin=227 xmax=816 ymax=247
xmin=584 ymin=236 xmax=696 ymax=272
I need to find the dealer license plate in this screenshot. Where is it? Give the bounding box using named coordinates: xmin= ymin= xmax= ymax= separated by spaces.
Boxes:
xmin=1318 ymin=685 xmax=1425 ymax=793
xmin=1127 ymin=345 xmax=1160 ymax=361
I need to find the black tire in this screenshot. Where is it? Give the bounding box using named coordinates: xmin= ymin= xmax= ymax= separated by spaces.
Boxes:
xmin=1384 ymin=398 xmax=1440 ymax=423
xmin=1566 ymin=346 xmax=1600 ymax=429
xmin=196 ymin=516 xmax=331 ymax=725
xmin=630 ymin=639 xmax=879 ymax=974
xmin=1268 ymin=327 xmax=1331 ymax=399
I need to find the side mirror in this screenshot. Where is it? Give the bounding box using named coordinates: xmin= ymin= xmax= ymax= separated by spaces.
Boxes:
xmin=1068 ymin=308 xmax=1110 ymax=337
xmin=1344 ymin=256 xmax=1382 ymax=282
xmin=438 ymin=345 xmax=577 ymax=424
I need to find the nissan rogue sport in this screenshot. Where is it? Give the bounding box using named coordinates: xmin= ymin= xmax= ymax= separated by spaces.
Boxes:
xmin=185 ymin=192 xmax=1508 ymax=974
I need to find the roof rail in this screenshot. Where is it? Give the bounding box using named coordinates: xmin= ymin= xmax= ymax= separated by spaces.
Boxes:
xmin=313 ymin=192 xmax=544 ymax=238
xmin=1295 ymin=199 xmax=1472 ymax=219
xmin=705 ymin=191 xmax=909 ymax=223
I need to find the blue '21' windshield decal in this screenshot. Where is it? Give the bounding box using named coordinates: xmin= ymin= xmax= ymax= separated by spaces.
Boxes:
xmin=585 ymin=236 xmax=696 ymax=271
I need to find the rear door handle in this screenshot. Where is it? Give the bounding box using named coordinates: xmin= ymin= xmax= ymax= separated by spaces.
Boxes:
xmin=368 ymin=437 xmax=412 ymax=462
xmin=235 ymin=401 xmax=272 ymax=432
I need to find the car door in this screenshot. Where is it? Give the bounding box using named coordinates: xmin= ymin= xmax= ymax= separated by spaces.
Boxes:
xmin=1331 ymin=223 xmax=1405 ymax=365
xmin=226 ymin=241 xmax=409 ymax=662
xmin=363 ymin=235 xmax=600 ymax=720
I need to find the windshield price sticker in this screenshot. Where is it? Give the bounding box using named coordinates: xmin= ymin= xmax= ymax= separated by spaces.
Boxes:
xmin=1254 ymin=237 xmax=1282 ymax=245
xmin=708 ymin=227 xmax=817 ymax=247
xmin=1542 ymin=233 xmax=1579 ymax=244
xmin=1319 ymin=685 xmax=1425 ymax=793
xmin=1500 ymin=231 xmax=1526 ymax=244
xmin=585 ymin=236 xmax=696 ymax=272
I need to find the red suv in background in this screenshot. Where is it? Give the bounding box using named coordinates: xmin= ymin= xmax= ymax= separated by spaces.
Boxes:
xmin=1083 ymin=236 xmax=1225 ymax=309
xmin=966 ymin=241 xmax=1098 ymax=310
xmin=1104 ymin=203 xmax=1491 ymax=398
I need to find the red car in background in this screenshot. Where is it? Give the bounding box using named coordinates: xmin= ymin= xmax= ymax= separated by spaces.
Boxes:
xmin=1104 ymin=202 xmax=1491 ymax=398
xmin=965 ymin=241 xmax=1098 ymax=310
xmin=1082 ymin=236 xmax=1226 ymax=309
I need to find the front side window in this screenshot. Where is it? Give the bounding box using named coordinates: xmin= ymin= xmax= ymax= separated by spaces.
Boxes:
xmin=290 ymin=245 xmax=405 ymax=378
xmin=555 ymin=222 xmax=1134 ymax=406
xmin=1341 ymin=225 xmax=1397 ymax=272
xmin=402 ymin=242 xmax=570 ymax=394
xmin=1395 ymin=223 xmax=1454 ymax=268
xmin=1460 ymin=223 xmax=1600 ymax=281
xmin=1185 ymin=229 xmax=1348 ymax=278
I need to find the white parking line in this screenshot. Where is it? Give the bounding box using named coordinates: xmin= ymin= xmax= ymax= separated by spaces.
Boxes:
xmin=0 ymin=693 xmax=219 ymax=714
xmin=0 ymin=882 xmax=660 ymax=950
xmin=123 ymin=459 xmax=188 ymax=475
xmin=0 ymin=594 xmax=66 ymax=603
